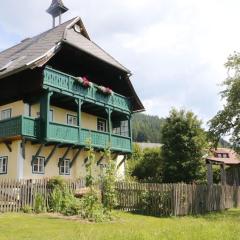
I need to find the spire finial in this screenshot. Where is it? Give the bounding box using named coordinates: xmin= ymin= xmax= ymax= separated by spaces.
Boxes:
xmin=46 ymin=0 xmax=69 ymax=28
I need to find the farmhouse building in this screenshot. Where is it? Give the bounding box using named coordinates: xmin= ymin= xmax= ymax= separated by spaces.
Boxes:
xmin=0 ymin=0 xmax=144 ymax=179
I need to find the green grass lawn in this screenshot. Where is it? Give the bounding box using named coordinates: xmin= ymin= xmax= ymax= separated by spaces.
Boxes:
xmin=0 ymin=210 xmax=240 ymax=240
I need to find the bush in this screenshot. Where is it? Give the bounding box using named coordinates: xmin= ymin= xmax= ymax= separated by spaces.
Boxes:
xmin=47 ymin=177 xmax=66 ymax=190
xmin=80 ymin=190 xmax=109 ymax=222
xmin=49 ymin=186 xmax=63 ymax=212
xmin=139 ymin=190 xmax=171 ymax=216
xmin=22 ymin=205 xmax=32 ymax=214
xmin=61 ymin=189 xmax=82 ymax=216
xmin=102 ymin=149 xmax=117 ymax=211
xmin=34 ymin=193 xmax=45 ymax=214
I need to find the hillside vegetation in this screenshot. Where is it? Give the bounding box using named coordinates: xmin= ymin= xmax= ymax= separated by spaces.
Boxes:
xmin=132 ymin=113 xmax=165 ymax=143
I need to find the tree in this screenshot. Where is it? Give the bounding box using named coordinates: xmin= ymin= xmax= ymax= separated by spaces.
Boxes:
xmin=132 ymin=113 xmax=165 ymax=143
xmin=132 ymin=147 xmax=163 ymax=183
xmin=162 ymin=109 xmax=207 ymax=183
xmin=209 ymin=52 xmax=240 ymax=150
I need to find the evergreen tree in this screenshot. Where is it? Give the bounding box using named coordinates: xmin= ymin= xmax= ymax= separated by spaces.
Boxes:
xmin=162 ymin=109 xmax=207 ymax=183
xmin=132 ymin=113 xmax=165 ymax=143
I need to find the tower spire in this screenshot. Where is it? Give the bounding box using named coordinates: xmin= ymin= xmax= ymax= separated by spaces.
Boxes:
xmin=46 ymin=0 xmax=69 ymax=28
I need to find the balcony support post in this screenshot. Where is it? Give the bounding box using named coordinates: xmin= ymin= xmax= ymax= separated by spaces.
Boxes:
xmin=107 ymin=108 xmax=113 ymax=148
xmin=127 ymin=114 xmax=132 ymax=151
xmin=75 ymin=98 xmax=83 ymax=141
xmin=40 ymin=90 xmax=53 ymax=141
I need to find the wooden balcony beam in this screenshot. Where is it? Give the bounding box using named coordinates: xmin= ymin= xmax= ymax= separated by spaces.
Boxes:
xmin=4 ymin=141 xmax=12 ymax=153
xmin=45 ymin=144 xmax=59 ymax=166
xmin=31 ymin=143 xmax=45 ymax=165
xmin=58 ymin=146 xmax=72 ymax=166
xmin=117 ymin=155 xmax=127 ymax=170
xmin=70 ymin=147 xmax=83 ymax=168
xmin=97 ymin=155 xmax=104 ymax=166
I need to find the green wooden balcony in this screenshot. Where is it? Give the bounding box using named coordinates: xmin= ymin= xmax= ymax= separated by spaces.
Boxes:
xmin=0 ymin=116 xmax=39 ymax=140
xmin=0 ymin=116 xmax=131 ymax=152
xmin=47 ymin=124 xmax=132 ymax=152
xmin=43 ymin=67 xmax=131 ymax=113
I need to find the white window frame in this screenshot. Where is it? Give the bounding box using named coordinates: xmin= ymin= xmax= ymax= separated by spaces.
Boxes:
xmin=97 ymin=118 xmax=107 ymax=132
xmin=0 ymin=156 xmax=7 ymax=174
xmin=32 ymin=156 xmax=45 ymax=174
xmin=49 ymin=109 xmax=53 ymax=122
xmin=59 ymin=159 xmax=71 ymax=175
xmin=67 ymin=114 xmax=78 ymax=126
xmin=1 ymin=109 xmax=11 ymax=120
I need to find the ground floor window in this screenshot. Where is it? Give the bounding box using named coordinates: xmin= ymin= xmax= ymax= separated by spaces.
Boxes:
xmin=59 ymin=159 xmax=71 ymax=175
xmin=32 ymin=156 xmax=45 ymax=174
xmin=0 ymin=157 xmax=7 ymax=174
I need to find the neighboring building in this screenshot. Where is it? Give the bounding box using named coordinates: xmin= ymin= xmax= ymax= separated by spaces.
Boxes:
xmin=0 ymin=1 xmax=144 ymax=179
xmin=206 ymin=148 xmax=240 ymax=166
xmin=205 ymin=148 xmax=240 ymax=185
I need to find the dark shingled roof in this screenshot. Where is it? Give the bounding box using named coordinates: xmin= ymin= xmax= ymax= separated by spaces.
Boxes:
xmin=0 ymin=17 xmax=130 ymax=80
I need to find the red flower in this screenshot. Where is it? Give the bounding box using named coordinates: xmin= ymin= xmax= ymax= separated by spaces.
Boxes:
xmin=82 ymin=76 xmax=91 ymax=87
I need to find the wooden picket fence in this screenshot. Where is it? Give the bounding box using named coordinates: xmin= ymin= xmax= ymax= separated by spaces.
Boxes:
xmin=0 ymin=179 xmax=85 ymax=213
xmin=1 ymin=179 xmax=240 ymax=216
xmin=115 ymin=182 xmax=240 ymax=216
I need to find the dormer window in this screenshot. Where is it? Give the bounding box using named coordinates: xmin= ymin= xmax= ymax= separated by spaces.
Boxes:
xmin=216 ymin=153 xmax=229 ymax=158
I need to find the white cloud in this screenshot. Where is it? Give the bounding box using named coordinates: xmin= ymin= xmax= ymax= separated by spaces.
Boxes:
xmin=1 ymin=0 xmax=240 ymax=127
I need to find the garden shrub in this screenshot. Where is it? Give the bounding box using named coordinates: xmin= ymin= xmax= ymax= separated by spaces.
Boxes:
xmin=49 ymin=186 xmax=63 ymax=212
xmin=34 ymin=193 xmax=45 ymax=214
xmin=102 ymin=148 xmax=117 ymax=212
xmin=47 ymin=176 xmax=66 ymax=190
xmin=61 ymin=188 xmax=82 ymax=216
xmin=139 ymin=190 xmax=171 ymax=216
xmin=22 ymin=205 xmax=32 ymax=214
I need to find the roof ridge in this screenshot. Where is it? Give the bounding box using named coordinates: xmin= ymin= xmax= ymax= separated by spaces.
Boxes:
xmin=0 ymin=17 xmax=77 ymax=58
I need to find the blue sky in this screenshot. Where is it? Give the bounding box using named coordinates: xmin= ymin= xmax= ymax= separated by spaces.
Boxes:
xmin=1 ymin=0 xmax=240 ymax=126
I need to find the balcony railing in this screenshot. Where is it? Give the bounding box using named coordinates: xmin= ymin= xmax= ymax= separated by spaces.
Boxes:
xmin=0 ymin=116 xmax=39 ymax=140
xmin=47 ymin=124 xmax=132 ymax=152
xmin=48 ymin=122 xmax=79 ymax=144
xmin=0 ymin=116 xmax=132 ymax=152
xmin=43 ymin=67 xmax=131 ymax=113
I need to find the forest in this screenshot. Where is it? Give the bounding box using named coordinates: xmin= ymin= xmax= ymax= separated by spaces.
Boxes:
xmin=132 ymin=113 xmax=165 ymax=143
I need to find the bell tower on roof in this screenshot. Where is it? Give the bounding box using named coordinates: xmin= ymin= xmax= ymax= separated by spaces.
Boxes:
xmin=46 ymin=0 xmax=69 ymax=28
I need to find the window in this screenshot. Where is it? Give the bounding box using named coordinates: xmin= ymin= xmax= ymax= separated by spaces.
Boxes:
xmin=120 ymin=120 xmax=129 ymax=137
xmin=67 ymin=114 xmax=78 ymax=126
xmin=97 ymin=118 xmax=107 ymax=132
xmin=59 ymin=159 xmax=70 ymax=175
xmin=32 ymin=156 xmax=45 ymax=174
xmin=1 ymin=109 xmax=11 ymax=120
xmin=49 ymin=109 xmax=53 ymax=122
xmin=222 ymin=153 xmax=229 ymax=158
xmin=0 ymin=157 xmax=7 ymax=174
xmin=113 ymin=120 xmax=129 ymax=137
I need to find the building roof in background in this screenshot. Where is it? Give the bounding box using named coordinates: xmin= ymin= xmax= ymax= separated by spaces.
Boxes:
xmin=0 ymin=17 xmax=130 ymax=80
xmin=135 ymin=142 xmax=162 ymax=149
xmin=206 ymin=148 xmax=240 ymax=165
